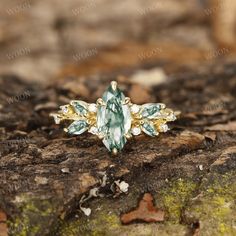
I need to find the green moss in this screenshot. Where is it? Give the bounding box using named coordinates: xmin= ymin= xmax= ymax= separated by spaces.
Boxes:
xmin=57 ymin=173 xmax=236 ymax=236
xmin=8 ymin=195 xmax=56 ymax=236
xmin=60 ymin=212 xmax=188 ymax=236
xmin=184 ymin=172 xmax=236 ymax=236
xmin=89 ymin=213 xmax=119 ymax=236
xmin=60 ymin=212 xmax=120 ymax=236
xmin=219 ymin=223 xmax=230 ymax=235
xmin=160 ymin=178 xmax=197 ymax=222
xmin=60 ymin=220 xmax=85 ymax=236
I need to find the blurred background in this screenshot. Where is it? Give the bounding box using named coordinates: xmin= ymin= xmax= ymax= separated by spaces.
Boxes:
xmin=1 ymin=2 xmax=236 ymax=235
xmin=0 ymin=0 xmax=236 ymax=83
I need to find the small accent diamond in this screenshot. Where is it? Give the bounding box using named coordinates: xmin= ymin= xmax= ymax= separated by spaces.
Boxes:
xmin=89 ymin=126 xmax=98 ymax=135
xmin=50 ymin=81 xmax=179 ymax=154
xmin=130 ymin=104 xmax=140 ymax=114
xmin=131 ymin=127 xmax=141 ymax=135
xmin=88 ymin=103 xmax=97 ymax=113
xmin=60 ymin=105 xmax=69 ymax=113
xmin=167 ymin=114 xmax=176 ymax=121
xmin=160 ymin=124 xmax=169 ymax=132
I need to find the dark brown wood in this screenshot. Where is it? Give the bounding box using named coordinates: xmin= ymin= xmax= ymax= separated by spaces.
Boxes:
xmin=0 ymin=62 xmax=236 ymax=235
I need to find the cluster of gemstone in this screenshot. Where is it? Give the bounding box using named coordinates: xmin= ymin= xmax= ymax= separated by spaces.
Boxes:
xmin=50 ymin=81 xmax=177 ymax=154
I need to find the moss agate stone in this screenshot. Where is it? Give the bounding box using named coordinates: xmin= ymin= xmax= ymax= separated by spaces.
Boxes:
xmin=68 ymin=120 xmax=88 ymax=135
xmin=97 ymin=84 xmax=131 ymax=151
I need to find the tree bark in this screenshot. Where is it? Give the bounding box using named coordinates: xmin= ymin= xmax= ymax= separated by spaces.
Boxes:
xmin=0 ymin=62 xmax=236 ymax=235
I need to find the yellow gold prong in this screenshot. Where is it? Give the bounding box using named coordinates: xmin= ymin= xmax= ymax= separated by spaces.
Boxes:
xmin=124 ymin=97 xmax=131 ymax=105
xmin=96 ymin=98 xmax=106 ymax=106
xmin=159 ymin=103 xmax=166 ymax=109
xmin=140 ymin=120 xmax=144 ymax=125
xmin=125 ymin=133 xmax=132 ymax=139
xmin=50 ymin=80 xmax=179 ymax=154
xmin=112 ymin=148 xmax=118 ymax=155
xmin=174 ymin=110 xmax=181 ymax=117
xmin=50 ymin=113 xmax=62 ymax=124
xmin=111 ymin=81 xmax=117 ymax=91
xmin=98 ymin=133 xmax=104 ymax=139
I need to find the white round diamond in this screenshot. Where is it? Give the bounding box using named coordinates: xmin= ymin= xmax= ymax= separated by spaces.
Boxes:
xmin=167 ymin=114 xmax=176 ymax=121
xmin=89 ymin=126 xmax=98 ymax=135
xmin=131 ymin=127 xmax=141 ymax=135
xmin=88 ymin=103 xmax=97 ymax=113
xmin=130 ymin=104 xmax=140 ymax=114
xmin=160 ymin=124 xmax=169 ymax=132
xmin=61 ymin=105 xmax=68 ymax=113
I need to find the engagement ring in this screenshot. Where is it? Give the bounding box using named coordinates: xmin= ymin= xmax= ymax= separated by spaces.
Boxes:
xmin=50 ymin=81 xmax=178 ymax=154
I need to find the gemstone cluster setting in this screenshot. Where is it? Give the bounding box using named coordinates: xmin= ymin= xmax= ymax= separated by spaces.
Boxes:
xmin=50 ymin=81 xmax=178 ymax=154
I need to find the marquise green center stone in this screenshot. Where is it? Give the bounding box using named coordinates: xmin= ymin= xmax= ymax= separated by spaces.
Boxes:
xmin=97 ymin=85 xmax=131 ymax=151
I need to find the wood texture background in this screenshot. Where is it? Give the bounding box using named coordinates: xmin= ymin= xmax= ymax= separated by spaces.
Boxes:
xmin=0 ymin=0 xmax=236 ymax=235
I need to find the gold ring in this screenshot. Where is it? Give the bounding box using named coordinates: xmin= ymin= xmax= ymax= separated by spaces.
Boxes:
xmin=50 ymin=81 xmax=178 ymax=154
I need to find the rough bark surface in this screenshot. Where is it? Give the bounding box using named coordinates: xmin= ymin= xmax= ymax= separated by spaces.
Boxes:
xmin=0 ymin=62 xmax=236 ymax=235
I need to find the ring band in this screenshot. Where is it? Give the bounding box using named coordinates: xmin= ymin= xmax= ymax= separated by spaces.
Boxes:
xmin=50 ymin=81 xmax=178 ymax=154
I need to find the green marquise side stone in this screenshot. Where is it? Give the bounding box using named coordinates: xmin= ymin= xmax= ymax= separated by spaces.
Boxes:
xmin=71 ymin=100 xmax=88 ymax=116
xmin=97 ymin=84 xmax=131 ymax=151
xmin=141 ymin=103 xmax=161 ymax=119
xmin=68 ymin=120 xmax=88 ymax=135
xmin=142 ymin=121 xmax=158 ymax=137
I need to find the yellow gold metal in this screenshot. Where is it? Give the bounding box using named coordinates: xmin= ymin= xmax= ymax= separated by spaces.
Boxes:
xmin=125 ymin=133 xmax=132 ymax=139
xmin=86 ymin=112 xmax=96 ymax=126
xmin=159 ymin=103 xmax=166 ymax=109
xmin=96 ymin=98 xmax=105 ymax=106
xmin=112 ymin=148 xmax=118 ymax=155
xmin=124 ymin=97 xmax=131 ymax=105
xmin=50 ymin=81 xmax=179 ymax=153
xmin=111 ymin=81 xmax=117 ymax=90
xmin=98 ymin=134 xmax=104 ymax=139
